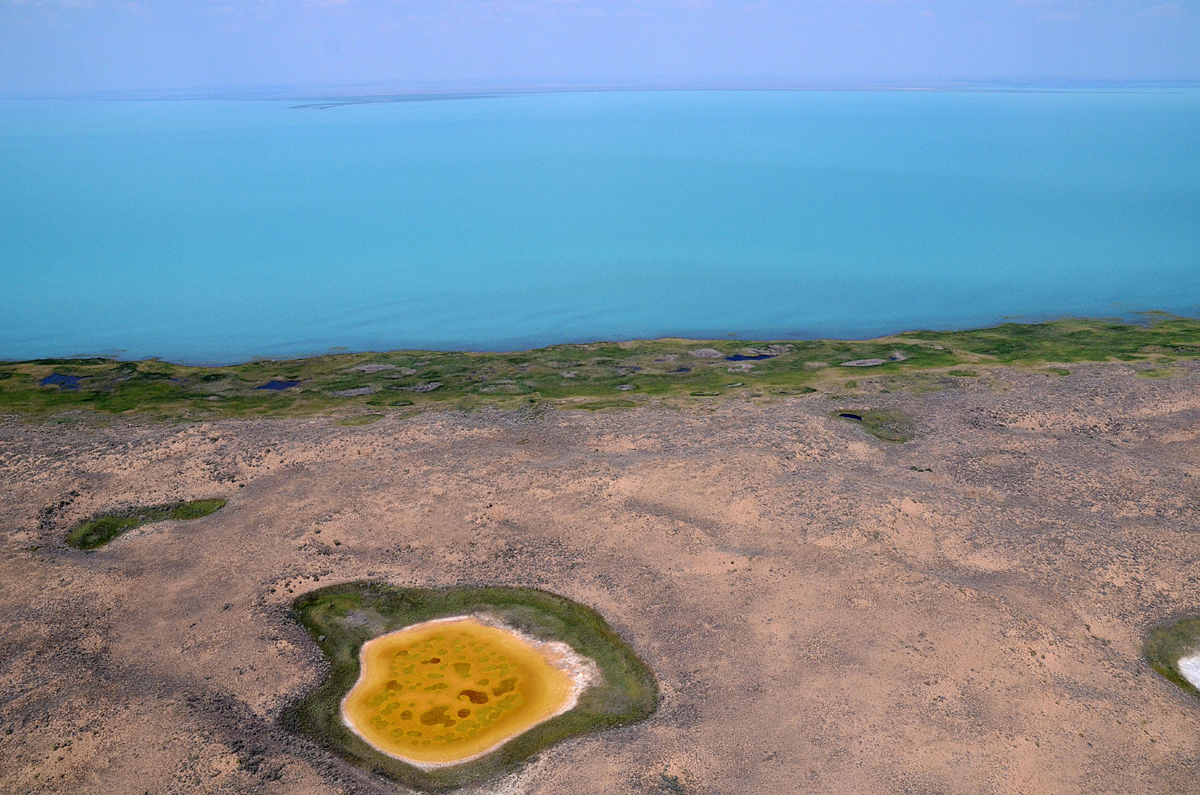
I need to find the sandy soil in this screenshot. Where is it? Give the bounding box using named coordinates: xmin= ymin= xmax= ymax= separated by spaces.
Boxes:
xmin=2 ymin=361 xmax=1199 ymax=795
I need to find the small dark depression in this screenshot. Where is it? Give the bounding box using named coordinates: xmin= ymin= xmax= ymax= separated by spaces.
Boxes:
xmin=839 ymin=413 xmax=864 ymax=421
xmin=40 ymin=373 xmax=83 ymax=389
xmin=725 ymin=354 xmax=775 ymax=361
xmin=255 ymin=380 xmax=301 ymax=391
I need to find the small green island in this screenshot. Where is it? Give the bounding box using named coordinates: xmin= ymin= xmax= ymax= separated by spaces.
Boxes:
xmin=65 ymin=499 xmax=227 ymax=550
xmin=1144 ymin=617 xmax=1200 ymax=700
xmin=283 ymin=584 xmax=658 ymax=792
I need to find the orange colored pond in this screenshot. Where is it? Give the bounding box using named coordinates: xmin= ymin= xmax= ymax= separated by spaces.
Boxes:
xmin=341 ymin=616 xmax=589 ymax=768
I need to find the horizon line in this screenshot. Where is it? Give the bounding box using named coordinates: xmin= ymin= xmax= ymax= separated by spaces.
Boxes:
xmin=4 ymin=78 xmax=1200 ymax=103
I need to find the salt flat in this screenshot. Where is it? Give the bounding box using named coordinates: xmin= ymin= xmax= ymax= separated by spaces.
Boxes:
xmin=1179 ymin=654 xmax=1200 ymax=691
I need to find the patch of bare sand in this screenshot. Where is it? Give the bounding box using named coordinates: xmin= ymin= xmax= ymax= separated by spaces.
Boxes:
xmin=1 ymin=360 xmax=1199 ymax=794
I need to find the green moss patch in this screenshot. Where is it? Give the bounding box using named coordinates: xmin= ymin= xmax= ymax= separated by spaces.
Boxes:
xmin=282 ymin=583 xmax=658 ymax=791
xmin=65 ymin=498 xmax=227 ymax=550
xmin=832 ymin=409 xmax=916 ymax=443
xmin=1136 ymin=367 xmax=1180 ymax=379
xmin=1144 ymin=617 xmax=1200 ymax=699
xmin=900 ymin=315 xmax=1200 ymax=363
xmin=337 ymin=414 xmax=385 ymax=426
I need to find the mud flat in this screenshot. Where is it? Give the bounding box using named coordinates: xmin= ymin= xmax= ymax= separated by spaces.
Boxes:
xmin=2 ymin=357 xmax=1200 ymax=794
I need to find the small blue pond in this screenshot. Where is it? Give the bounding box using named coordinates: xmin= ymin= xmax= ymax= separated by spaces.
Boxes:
xmin=725 ymin=354 xmax=775 ymax=361
xmin=255 ymin=380 xmax=301 ymax=391
xmin=40 ymin=373 xmax=83 ymax=389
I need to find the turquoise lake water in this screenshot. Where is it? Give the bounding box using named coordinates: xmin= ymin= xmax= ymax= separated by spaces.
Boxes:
xmin=1 ymin=90 xmax=1198 ymax=364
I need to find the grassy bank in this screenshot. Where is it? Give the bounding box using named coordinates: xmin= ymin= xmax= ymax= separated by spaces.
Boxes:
xmin=65 ymin=499 xmax=227 ymax=550
xmin=282 ymin=584 xmax=658 ymax=792
xmin=1144 ymin=617 xmax=1200 ymax=699
xmin=1 ymin=315 xmax=1196 ymax=421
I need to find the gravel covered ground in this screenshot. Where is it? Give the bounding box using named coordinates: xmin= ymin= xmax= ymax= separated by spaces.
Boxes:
xmin=2 ymin=360 xmax=1199 ymax=795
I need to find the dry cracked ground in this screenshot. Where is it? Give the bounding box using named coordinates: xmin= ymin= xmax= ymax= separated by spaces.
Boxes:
xmin=2 ymin=361 xmax=1199 ymax=795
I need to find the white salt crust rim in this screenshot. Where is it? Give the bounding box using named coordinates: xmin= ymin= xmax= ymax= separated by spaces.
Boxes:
xmin=340 ymin=613 xmax=601 ymax=771
xmin=1178 ymin=652 xmax=1200 ymax=691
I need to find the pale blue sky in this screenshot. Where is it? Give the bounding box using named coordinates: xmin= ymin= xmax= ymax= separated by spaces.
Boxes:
xmin=1 ymin=0 xmax=1197 ymax=95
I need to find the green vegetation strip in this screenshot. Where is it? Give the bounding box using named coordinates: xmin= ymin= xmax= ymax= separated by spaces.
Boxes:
xmin=1 ymin=315 xmax=1196 ymax=420
xmin=1144 ymin=617 xmax=1200 ymax=699
xmin=337 ymin=413 xmax=385 ymax=426
xmin=283 ymin=583 xmax=657 ymax=791
xmin=65 ymin=499 xmax=227 ymax=550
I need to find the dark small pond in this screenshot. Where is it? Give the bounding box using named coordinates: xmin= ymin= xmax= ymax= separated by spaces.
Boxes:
xmin=839 ymin=413 xmax=864 ymax=421
xmin=256 ymin=380 xmax=301 ymax=391
xmin=725 ymin=354 xmax=775 ymax=361
xmin=41 ymin=373 xmax=83 ymax=389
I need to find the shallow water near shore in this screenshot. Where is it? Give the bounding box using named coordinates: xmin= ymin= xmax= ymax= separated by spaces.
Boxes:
xmin=1 ymin=90 xmax=1198 ymax=363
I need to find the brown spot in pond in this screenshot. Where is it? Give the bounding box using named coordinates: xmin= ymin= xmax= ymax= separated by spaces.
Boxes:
xmin=492 ymin=678 xmax=517 ymax=697
xmin=419 ymin=706 xmax=456 ymax=727
xmin=458 ymin=689 xmax=489 ymax=704
xmin=457 ymin=708 xmax=471 ymax=718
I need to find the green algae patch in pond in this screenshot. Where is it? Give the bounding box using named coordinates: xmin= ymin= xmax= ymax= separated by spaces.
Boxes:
xmin=65 ymin=498 xmax=226 ymax=550
xmin=1144 ymin=617 xmax=1200 ymax=699
xmin=283 ymin=584 xmax=658 ymax=791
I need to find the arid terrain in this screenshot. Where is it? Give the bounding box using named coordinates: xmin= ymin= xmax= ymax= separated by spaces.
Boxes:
xmin=2 ymin=360 xmax=1199 ymax=795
